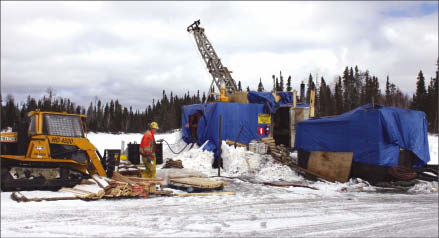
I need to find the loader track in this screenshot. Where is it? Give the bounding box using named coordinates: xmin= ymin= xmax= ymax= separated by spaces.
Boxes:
xmin=1 ymin=162 xmax=89 ymax=191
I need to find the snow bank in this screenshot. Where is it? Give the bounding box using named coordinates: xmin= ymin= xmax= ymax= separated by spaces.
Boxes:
xmin=428 ymin=133 xmax=438 ymax=165
xmin=86 ymin=130 xmax=437 ymax=194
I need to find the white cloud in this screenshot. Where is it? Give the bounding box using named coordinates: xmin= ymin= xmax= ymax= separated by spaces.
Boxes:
xmin=1 ymin=1 xmax=437 ymax=109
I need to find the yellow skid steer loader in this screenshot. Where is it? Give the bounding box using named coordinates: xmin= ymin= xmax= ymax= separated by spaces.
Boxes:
xmin=1 ymin=110 xmax=114 ymax=191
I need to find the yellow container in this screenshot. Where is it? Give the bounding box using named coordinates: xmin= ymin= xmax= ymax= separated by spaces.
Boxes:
xmin=120 ymin=155 xmax=127 ymax=160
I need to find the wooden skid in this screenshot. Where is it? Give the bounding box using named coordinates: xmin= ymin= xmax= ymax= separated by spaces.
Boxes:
xmin=169 ymin=177 xmax=226 ymax=189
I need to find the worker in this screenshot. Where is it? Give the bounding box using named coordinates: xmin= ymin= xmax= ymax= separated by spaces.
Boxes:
xmin=139 ymin=122 xmax=159 ymax=178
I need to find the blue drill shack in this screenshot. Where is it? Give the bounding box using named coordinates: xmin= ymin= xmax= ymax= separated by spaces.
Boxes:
xmin=181 ymin=91 xmax=305 ymax=161
xmin=294 ymin=104 xmax=431 ymax=182
xmin=182 ymin=102 xmax=269 ymax=159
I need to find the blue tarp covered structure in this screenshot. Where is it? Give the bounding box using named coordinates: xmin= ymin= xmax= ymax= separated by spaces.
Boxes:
xmin=182 ymin=102 xmax=269 ymax=158
xmin=294 ymin=104 xmax=430 ymax=167
xmin=247 ymin=91 xmax=308 ymax=113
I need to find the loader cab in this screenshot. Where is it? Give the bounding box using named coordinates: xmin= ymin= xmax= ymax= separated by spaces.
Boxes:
xmin=42 ymin=113 xmax=85 ymax=138
xmin=27 ymin=111 xmax=86 ymax=138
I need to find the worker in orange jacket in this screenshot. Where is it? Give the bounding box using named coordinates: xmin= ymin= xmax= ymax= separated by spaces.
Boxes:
xmin=139 ymin=122 xmax=159 ymax=178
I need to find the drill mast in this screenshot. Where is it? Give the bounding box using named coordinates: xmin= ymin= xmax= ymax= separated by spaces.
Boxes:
xmin=187 ymin=20 xmax=238 ymax=94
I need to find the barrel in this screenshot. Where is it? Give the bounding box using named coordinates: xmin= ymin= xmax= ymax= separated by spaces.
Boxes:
xmin=127 ymin=143 xmax=140 ymax=165
xmin=103 ymin=149 xmax=121 ymax=178
xmin=156 ymin=142 xmax=163 ymax=165
xmin=257 ymin=142 xmax=267 ymax=154
xmin=248 ymin=141 xmax=257 ymax=153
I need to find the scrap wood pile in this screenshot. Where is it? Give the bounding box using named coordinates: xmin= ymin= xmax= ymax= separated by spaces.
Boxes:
xmin=11 ymin=172 xmax=170 ymax=202
xmin=261 ymin=137 xmax=294 ymax=167
xmin=103 ymin=172 xmax=170 ymax=198
xmin=162 ymin=159 xmax=184 ymax=169
xmin=117 ymin=160 xmax=143 ymax=176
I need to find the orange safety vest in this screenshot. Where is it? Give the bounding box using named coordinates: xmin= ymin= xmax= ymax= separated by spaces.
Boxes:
xmin=139 ymin=130 xmax=156 ymax=159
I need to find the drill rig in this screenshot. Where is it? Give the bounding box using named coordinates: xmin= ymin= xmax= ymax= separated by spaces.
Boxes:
xmin=1 ymin=110 xmax=113 ymax=191
xmin=187 ymin=20 xmax=238 ymax=102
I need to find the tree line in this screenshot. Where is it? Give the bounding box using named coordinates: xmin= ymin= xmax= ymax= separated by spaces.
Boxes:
xmin=254 ymin=62 xmax=437 ymax=133
xmin=1 ymin=62 xmax=438 ymax=133
xmin=1 ymin=89 xmax=210 ymax=134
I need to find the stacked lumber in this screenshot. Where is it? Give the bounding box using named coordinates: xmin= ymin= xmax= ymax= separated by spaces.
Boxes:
xmin=225 ymin=140 xmax=247 ymax=148
xmin=261 ymin=137 xmax=276 ymax=149
xmin=163 ymin=159 xmax=184 ymax=169
xmin=261 ymin=137 xmax=295 ymax=167
xmin=117 ymin=160 xmax=143 ymax=177
xmin=59 ymin=186 xmax=105 ymax=200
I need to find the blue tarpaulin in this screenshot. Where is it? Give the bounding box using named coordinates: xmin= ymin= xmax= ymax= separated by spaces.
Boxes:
xmin=294 ymin=104 xmax=430 ymax=167
xmin=247 ymin=91 xmax=303 ymax=113
xmin=182 ymin=102 xmax=269 ymax=158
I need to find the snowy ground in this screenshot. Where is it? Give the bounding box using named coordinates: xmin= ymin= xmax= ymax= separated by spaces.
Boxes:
xmin=1 ymin=131 xmax=438 ymax=237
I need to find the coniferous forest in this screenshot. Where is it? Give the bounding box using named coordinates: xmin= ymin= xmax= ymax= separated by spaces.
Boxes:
xmin=1 ymin=63 xmax=438 ymax=134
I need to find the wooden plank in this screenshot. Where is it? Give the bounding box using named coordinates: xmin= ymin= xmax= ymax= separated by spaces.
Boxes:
xmin=112 ymin=172 xmax=137 ymax=186
xmin=125 ymin=177 xmax=163 ymax=183
xmin=261 ymin=137 xmax=274 ymax=142
xmin=11 ymin=192 xmax=79 ymax=202
xmin=169 ymin=177 xmax=225 ymax=189
xmin=307 ymin=151 xmax=353 ymax=183
xmin=176 ymin=192 xmax=235 ymax=197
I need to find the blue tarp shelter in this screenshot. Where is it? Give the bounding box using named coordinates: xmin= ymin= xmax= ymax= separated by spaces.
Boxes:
xmin=247 ymin=91 xmax=307 ymax=113
xmin=182 ymin=102 xmax=269 ymax=158
xmin=294 ymin=104 xmax=430 ymax=167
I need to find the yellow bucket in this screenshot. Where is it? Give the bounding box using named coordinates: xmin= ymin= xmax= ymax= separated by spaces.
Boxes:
xmin=120 ymin=155 xmax=127 ymax=160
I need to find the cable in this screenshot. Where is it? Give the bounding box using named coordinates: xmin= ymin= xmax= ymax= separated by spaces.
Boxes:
xmin=160 ymin=139 xmax=191 ymax=154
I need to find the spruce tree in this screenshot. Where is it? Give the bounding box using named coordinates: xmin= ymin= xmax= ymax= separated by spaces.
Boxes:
xmin=385 ymin=75 xmax=391 ymax=106
xmin=306 ymin=74 xmax=314 ymax=104
xmin=279 ymin=71 xmax=284 ymax=91
xmin=335 ymin=77 xmax=344 ymax=114
xmin=275 ymin=77 xmax=279 ymax=91
xmin=257 ymin=78 xmax=264 ymax=92
xmin=202 ymin=92 xmax=206 ymax=103
xmin=412 ymin=70 xmax=427 ymax=112
xmin=286 ymin=75 xmax=292 ymax=91
xmin=272 ymin=75 xmax=276 ymax=92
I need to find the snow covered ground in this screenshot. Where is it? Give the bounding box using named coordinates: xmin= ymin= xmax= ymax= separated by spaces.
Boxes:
xmin=1 ymin=131 xmax=438 ymax=237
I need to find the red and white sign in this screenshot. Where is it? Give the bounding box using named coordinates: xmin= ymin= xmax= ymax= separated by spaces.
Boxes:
xmin=258 ymin=126 xmax=265 ymax=135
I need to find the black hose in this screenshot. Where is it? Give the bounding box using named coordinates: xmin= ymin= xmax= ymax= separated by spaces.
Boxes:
xmin=160 ymin=139 xmax=191 ymax=154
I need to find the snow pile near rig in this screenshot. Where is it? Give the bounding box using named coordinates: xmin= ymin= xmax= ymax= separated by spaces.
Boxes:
xmin=88 ymin=130 xmax=438 ymax=191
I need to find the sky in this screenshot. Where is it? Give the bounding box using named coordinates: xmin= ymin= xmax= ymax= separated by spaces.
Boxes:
xmin=1 ymin=1 xmax=438 ymax=110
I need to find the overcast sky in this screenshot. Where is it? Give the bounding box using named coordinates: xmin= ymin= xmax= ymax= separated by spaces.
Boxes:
xmin=1 ymin=1 xmax=438 ymax=110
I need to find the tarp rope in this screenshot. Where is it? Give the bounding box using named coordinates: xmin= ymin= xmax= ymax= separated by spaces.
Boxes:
xmin=160 ymin=139 xmax=191 ymax=155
